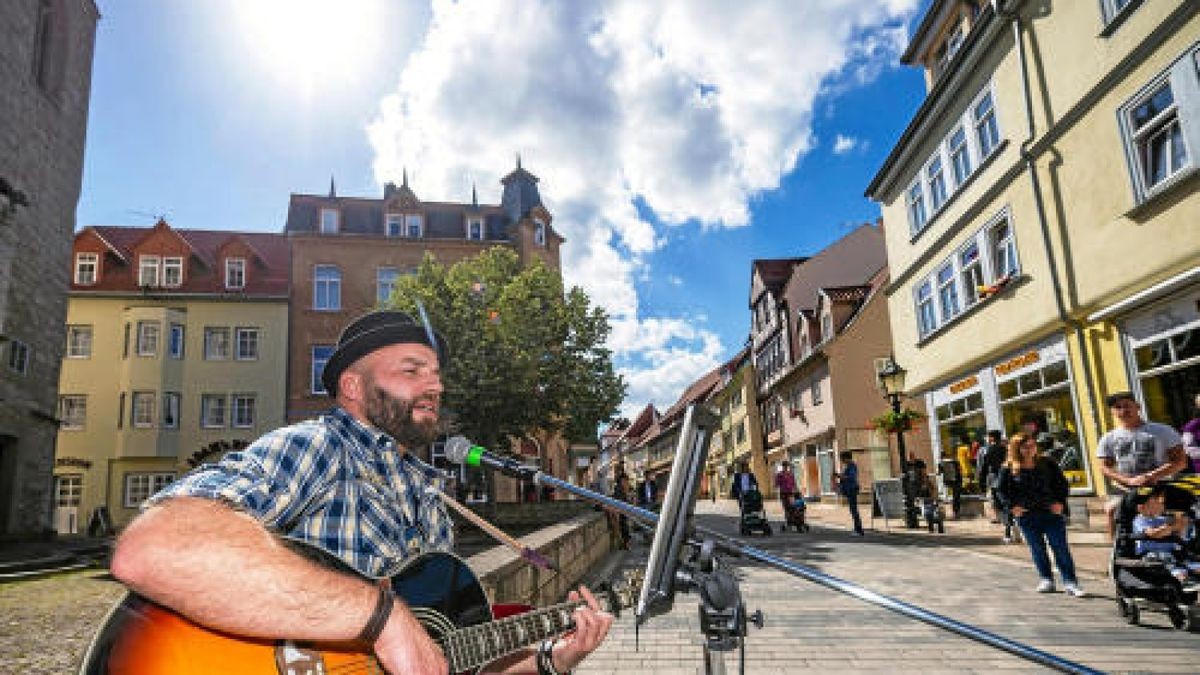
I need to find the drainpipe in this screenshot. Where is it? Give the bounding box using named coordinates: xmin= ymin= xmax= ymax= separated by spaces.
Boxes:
xmin=997 ymin=0 xmax=1105 ymax=448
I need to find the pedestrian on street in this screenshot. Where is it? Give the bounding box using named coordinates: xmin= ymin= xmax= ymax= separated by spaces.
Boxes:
xmin=977 ymin=429 xmax=1013 ymax=539
xmin=834 ymin=451 xmax=865 ymax=536
xmin=729 ymin=460 xmax=759 ymax=501
xmin=996 ymin=431 xmax=1085 ymax=597
xmin=611 ymin=473 xmax=632 ymax=550
xmin=1096 ymin=391 xmax=1187 ymax=538
xmin=938 ymin=452 xmax=963 ymax=518
xmin=1179 ymin=393 xmax=1200 ymax=474
xmin=774 ymin=460 xmax=797 ymax=514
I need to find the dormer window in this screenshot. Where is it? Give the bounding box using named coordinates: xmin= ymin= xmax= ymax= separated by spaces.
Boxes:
xmin=225 ymin=257 xmax=246 ymax=289
xmin=467 ymin=217 xmax=484 ymax=240
xmin=139 ymin=255 xmax=160 ymax=287
xmin=162 ymin=257 xmax=183 ymax=287
xmin=533 ymin=219 xmax=546 ymax=246
xmin=933 ymin=25 xmax=963 ymax=79
xmin=821 ymin=313 xmax=833 ymax=342
xmin=319 ymin=208 xmax=340 ymax=234
xmin=405 ymin=214 xmax=423 ymax=238
xmin=386 ymin=213 xmax=403 ymax=237
xmin=75 ymin=253 xmax=98 ymax=285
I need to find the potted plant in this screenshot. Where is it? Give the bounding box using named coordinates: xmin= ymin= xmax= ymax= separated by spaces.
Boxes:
xmin=869 ymin=408 xmax=926 ymax=433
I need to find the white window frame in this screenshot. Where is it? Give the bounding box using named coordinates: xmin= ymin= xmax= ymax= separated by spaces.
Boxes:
xmin=1119 ymin=47 xmax=1200 ymax=204
xmin=232 ymin=394 xmax=256 ymax=428
xmin=972 ymin=89 xmax=1001 ymax=159
xmin=66 ymin=325 xmax=92 ymax=358
xmin=201 ymin=394 xmax=227 ymax=428
xmin=811 ymin=378 xmax=823 ymax=406
xmin=204 ymin=326 xmax=231 ymax=360
xmin=1100 ymin=0 xmax=1136 ymax=26
xmin=235 ymin=327 xmax=259 ymax=361
xmin=311 ymin=345 xmax=334 ymax=394
xmin=59 ymin=395 xmax=87 ymax=430
xmin=124 ymin=472 xmax=175 ymax=508
xmin=958 ymin=240 xmax=984 ymax=310
xmin=74 ymin=253 xmax=98 ymax=285
xmin=136 ymin=321 xmax=159 ymax=357
xmin=948 ymin=125 xmax=972 ymax=187
xmin=162 ymin=392 xmax=180 ymax=429
xmin=162 ymin=256 xmax=183 ymax=287
xmin=376 ymin=267 xmax=399 ymax=305
xmin=319 ymin=208 xmax=340 ymax=234
xmin=138 ymin=255 xmax=160 ymax=287
xmin=989 ymin=215 xmax=1019 ymax=281
xmin=8 ymin=339 xmax=29 ymax=375
xmin=405 ymin=214 xmax=423 ymax=238
xmin=916 ymin=281 xmax=937 ymax=337
xmin=169 ymin=323 xmax=185 ymax=359
xmin=533 ymin=220 xmax=547 ymax=246
xmin=936 ymin=262 xmax=960 ymax=321
xmin=926 ymin=154 xmax=948 ymax=212
xmin=225 ymin=257 xmax=246 ymax=289
xmin=467 ymin=218 xmax=484 ymax=240
xmin=906 ymin=180 xmax=927 ymax=235
xmin=313 ymin=265 xmax=341 ymax=311
xmin=820 ymin=313 xmax=833 ymax=342
xmin=132 ymin=391 xmax=155 ymax=428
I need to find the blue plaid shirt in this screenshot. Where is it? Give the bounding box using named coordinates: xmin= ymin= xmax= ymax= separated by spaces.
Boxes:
xmin=149 ymin=407 xmax=455 ymax=578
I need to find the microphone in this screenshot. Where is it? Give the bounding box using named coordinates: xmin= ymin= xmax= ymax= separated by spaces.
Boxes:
xmin=443 ymin=436 xmax=538 ymax=480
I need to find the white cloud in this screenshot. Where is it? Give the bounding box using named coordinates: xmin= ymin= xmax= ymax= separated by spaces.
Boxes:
xmin=833 ymin=134 xmax=862 ymax=155
xmin=367 ymin=0 xmax=917 ymax=411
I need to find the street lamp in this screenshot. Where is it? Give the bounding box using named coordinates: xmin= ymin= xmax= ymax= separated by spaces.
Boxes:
xmin=878 ymin=356 xmax=920 ymax=528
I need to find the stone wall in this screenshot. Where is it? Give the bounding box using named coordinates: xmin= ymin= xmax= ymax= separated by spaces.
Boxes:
xmin=454 ymin=499 xmax=593 ymax=532
xmin=467 ymin=511 xmax=612 ymax=607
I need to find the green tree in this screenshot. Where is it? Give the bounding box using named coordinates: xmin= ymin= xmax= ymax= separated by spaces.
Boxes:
xmin=386 ymin=248 xmax=625 ymax=458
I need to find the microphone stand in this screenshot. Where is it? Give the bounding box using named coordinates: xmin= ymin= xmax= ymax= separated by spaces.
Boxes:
xmin=493 ymin=463 xmax=1102 ymax=675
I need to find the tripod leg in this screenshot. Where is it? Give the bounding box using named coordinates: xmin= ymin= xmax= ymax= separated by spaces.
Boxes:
xmin=703 ymin=644 xmax=727 ymax=675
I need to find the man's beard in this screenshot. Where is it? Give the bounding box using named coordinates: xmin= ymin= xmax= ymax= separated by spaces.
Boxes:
xmin=363 ymin=383 xmax=440 ymax=450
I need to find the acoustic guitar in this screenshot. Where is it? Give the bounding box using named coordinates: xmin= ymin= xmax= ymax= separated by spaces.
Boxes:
xmin=78 ymin=545 xmax=637 ymax=675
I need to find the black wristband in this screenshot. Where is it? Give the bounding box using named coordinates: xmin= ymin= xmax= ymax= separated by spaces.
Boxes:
xmin=358 ymin=584 xmax=395 ymax=646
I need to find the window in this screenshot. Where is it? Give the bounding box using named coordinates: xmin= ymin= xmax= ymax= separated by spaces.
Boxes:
xmin=117 ymin=392 xmax=125 ymax=429
xmin=1101 ymin=0 xmax=1135 ymax=25
xmin=534 ymin=220 xmax=547 ymax=246
xmin=31 ymin=0 xmax=59 ymax=93
xmin=311 ymin=345 xmax=334 ymax=394
xmin=74 ymin=253 xmax=98 ymax=285
xmin=313 ymin=265 xmax=341 ymax=310
xmin=232 ymin=395 xmax=256 ymax=428
xmin=66 ymin=325 xmax=92 ymax=358
xmin=235 ymin=328 xmax=259 ymax=361
xmin=467 ymin=218 xmax=484 ymax=240
xmin=162 ymin=392 xmax=180 ymax=429
xmin=132 ymin=392 xmax=155 ymax=428
xmin=916 ymin=281 xmax=937 ymax=337
xmin=926 ymin=156 xmax=948 ymax=211
xmin=973 ymin=90 xmax=1000 ymax=158
xmin=124 ymin=473 xmax=175 ymax=508
xmin=735 ymin=420 xmax=746 ymax=444
xmin=225 ymin=258 xmax=246 ymax=289
xmin=731 ymin=387 xmax=743 ymax=409
xmin=959 ymin=241 xmax=984 ymax=308
xmin=162 ymin=257 xmax=183 ymax=287
xmin=169 ymin=324 xmax=185 ymax=359
xmin=386 ymin=214 xmax=403 ymax=237
xmin=811 ymin=378 xmax=823 ymax=405
xmin=948 ymin=126 xmax=972 ymax=186
xmin=201 ymin=394 xmax=227 ymax=428
xmin=1125 ymin=79 xmax=1191 ymax=199
xmin=204 ymin=327 xmax=231 ymax=360
xmin=906 ymin=181 xmax=927 ymax=234
xmin=138 ymin=255 xmax=160 ymax=287
xmin=990 ymin=218 xmax=1018 ymax=280
xmin=405 ymin=214 xmax=423 ymax=238
xmin=936 ymin=25 xmax=964 ymax=76
xmin=55 ymin=474 xmax=82 ymax=509
xmin=937 ymin=263 xmax=960 ymax=321
xmin=319 ymin=208 xmax=340 ymax=233
xmin=377 ymin=267 xmax=400 ymax=305
xmin=136 ymin=321 xmax=159 ymax=357
xmin=59 ymin=395 xmax=86 ymax=430
xmin=821 ymin=313 xmax=833 ymax=342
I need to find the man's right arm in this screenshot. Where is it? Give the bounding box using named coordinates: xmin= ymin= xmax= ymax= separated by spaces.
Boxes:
xmin=111 ymin=497 xmax=446 ymax=673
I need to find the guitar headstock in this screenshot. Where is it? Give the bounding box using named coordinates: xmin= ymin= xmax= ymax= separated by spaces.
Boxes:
xmin=597 ymin=569 xmax=644 ymax=618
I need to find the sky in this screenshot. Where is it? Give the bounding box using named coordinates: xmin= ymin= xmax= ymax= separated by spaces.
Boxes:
xmin=77 ymin=0 xmax=929 ymax=418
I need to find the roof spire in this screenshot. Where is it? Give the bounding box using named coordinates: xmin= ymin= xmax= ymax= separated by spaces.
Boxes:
xmin=328 ymin=174 xmax=336 ymax=198
xmin=402 ymin=167 xmax=409 ymax=188
xmin=516 ymin=153 xmax=522 ymax=170
xmin=471 ymin=182 xmax=479 ymax=207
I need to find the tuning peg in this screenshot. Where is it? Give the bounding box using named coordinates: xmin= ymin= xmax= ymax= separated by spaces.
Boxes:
xmin=748 ymin=609 xmax=765 ymax=630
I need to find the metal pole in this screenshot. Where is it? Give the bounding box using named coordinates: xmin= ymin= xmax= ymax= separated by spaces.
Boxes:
xmin=893 ymin=394 xmax=919 ymax=528
xmin=529 ymin=471 xmax=1103 ymax=675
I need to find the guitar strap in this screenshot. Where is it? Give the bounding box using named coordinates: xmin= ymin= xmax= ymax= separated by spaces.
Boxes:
xmin=435 ymin=489 xmax=558 ymax=572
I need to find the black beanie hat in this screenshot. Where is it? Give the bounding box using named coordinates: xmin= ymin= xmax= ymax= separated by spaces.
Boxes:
xmin=321 ymin=310 xmax=448 ymax=397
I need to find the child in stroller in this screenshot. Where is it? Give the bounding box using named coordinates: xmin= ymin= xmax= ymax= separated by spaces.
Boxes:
xmin=1112 ymin=481 xmax=1200 ymax=630
xmin=783 ymin=493 xmax=809 ymax=533
xmin=737 ymin=485 xmax=773 ymax=536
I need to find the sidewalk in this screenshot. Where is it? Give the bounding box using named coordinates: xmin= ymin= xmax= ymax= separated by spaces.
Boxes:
xmin=0 ymin=536 xmax=111 ymax=581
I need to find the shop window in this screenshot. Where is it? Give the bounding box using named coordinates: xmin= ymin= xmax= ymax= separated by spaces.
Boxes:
xmin=1133 ymin=326 xmax=1200 ymax=429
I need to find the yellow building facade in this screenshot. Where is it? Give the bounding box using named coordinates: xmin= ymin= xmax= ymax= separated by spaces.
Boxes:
xmin=868 ymin=1 xmax=1200 ymax=497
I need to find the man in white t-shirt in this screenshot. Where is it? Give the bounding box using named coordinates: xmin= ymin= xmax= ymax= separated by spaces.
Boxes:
xmin=1095 ymin=391 xmax=1187 ymax=537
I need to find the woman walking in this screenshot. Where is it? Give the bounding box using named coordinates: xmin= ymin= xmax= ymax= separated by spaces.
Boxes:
xmin=997 ymin=432 xmax=1085 ymax=597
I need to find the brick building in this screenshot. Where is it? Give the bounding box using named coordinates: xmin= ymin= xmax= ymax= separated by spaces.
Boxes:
xmin=0 ymin=0 xmax=99 ymax=537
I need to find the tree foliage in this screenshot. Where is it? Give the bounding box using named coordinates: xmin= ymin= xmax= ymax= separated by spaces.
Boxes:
xmin=386 ymin=248 xmax=625 ymax=452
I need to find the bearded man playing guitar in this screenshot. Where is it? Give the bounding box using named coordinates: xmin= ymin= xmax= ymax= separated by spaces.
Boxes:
xmin=109 ymin=310 xmax=613 ymax=674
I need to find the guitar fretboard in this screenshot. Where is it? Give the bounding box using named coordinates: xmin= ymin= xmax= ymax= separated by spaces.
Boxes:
xmin=444 ymin=599 xmax=588 ymax=672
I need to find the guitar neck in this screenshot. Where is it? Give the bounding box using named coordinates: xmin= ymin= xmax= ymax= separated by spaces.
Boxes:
xmin=446 ymin=598 xmax=591 ymax=672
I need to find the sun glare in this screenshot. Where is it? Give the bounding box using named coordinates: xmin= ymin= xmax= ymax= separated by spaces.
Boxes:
xmin=235 ymin=0 xmax=384 ymax=92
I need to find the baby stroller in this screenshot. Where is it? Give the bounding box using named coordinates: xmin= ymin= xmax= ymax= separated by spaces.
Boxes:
xmin=921 ymin=495 xmax=946 ymax=534
xmin=1111 ymin=480 xmax=1200 ymax=630
xmin=738 ymin=486 xmax=773 ymax=536
xmin=783 ymin=494 xmax=809 ymax=533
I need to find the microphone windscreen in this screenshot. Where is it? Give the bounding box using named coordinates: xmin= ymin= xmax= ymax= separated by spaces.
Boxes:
xmin=443 ymin=435 xmax=473 ymax=465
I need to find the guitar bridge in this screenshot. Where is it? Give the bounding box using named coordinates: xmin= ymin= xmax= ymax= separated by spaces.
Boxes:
xmin=275 ymin=642 xmax=327 ymax=674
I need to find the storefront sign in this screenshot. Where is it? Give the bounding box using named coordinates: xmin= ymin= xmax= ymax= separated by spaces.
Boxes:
xmin=55 ymin=457 xmax=92 ymax=470
xmin=994 ymin=350 xmax=1040 ymax=377
xmin=948 ymin=375 xmax=979 ymax=395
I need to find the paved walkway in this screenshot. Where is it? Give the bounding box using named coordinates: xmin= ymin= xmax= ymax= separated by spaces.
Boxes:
xmin=578 ymin=499 xmax=1199 ymax=674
